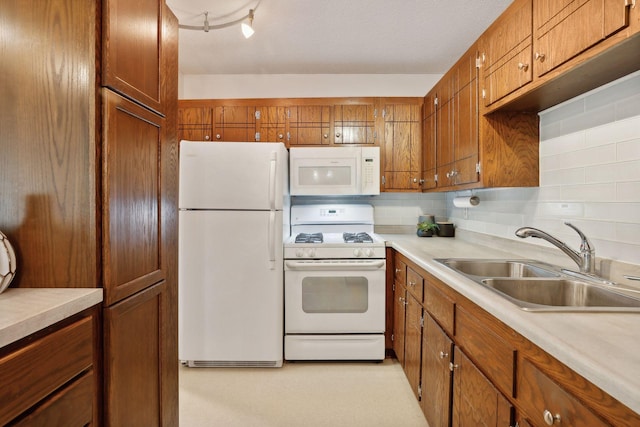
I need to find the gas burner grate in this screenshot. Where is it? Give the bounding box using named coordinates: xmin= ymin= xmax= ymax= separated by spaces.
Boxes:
xmin=295 ymin=232 xmax=323 ymax=243
xmin=343 ymin=232 xmax=373 ymax=243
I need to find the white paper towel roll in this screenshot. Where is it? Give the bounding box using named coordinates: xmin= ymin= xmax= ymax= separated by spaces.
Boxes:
xmin=453 ymin=196 xmax=479 ymax=208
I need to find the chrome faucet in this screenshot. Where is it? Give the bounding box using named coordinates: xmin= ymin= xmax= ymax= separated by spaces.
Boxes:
xmin=515 ymin=222 xmax=595 ymax=274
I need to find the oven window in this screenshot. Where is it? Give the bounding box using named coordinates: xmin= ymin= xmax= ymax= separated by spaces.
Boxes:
xmin=298 ymin=166 xmax=352 ymax=186
xmin=301 ymin=276 xmax=368 ymax=313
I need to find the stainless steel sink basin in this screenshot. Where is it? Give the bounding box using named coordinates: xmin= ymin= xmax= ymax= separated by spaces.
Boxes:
xmin=481 ymin=278 xmax=640 ymax=312
xmin=437 ymin=259 xmax=560 ymax=278
xmin=435 ymin=258 xmax=640 ymax=312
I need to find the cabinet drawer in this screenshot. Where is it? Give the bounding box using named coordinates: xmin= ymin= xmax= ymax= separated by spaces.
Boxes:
xmin=424 ymin=278 xmax=455 ymax=336
xmin=455 ymin=306 xmax=515 ymax=397
xmin=394 ymin=257 xmax=407 ymax=285
xmin=518 ymin=358 xmax=610 ymax=427
xmin=0 ymin=315 xmax=94 ymax=425
xmin=10 ymin=370 xmax=94 ymax=426
xmin=406 ymin=267 xmax=424 ymax=302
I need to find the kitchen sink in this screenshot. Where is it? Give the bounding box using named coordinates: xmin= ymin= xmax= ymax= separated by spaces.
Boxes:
xmin=437 ymin=259 xmax=559 ymax=278
xmin=435 ymin=258 xmax=640 ymax=312
xmin=481 ymin=278 xmax=640 ymax=312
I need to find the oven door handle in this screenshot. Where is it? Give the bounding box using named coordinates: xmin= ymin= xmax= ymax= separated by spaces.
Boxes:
xmin=285 ymin=260 xmax=385 ymax=271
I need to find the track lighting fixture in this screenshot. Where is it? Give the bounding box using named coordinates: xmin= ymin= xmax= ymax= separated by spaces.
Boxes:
xmin=178 ymin=1 xmax=260 ymax=39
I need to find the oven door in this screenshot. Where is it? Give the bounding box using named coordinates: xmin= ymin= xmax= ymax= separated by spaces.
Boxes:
xmin=284 ymin=259 xmax=386 ymax=333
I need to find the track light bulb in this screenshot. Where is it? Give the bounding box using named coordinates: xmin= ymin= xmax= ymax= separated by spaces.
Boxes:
xmin=241 ymin=9 xmax=255 ymax=38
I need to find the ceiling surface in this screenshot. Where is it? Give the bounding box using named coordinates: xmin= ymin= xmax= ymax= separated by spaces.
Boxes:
xmin=166 ymin=0 xmax=512 ymax=75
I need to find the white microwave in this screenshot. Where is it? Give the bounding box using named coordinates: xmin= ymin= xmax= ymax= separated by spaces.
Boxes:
xmin=289 ymin=146 xmax=380 ymax=196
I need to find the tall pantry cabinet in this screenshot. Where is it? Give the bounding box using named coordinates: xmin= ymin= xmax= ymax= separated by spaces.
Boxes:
xmin=0 ymin=0 xmax=179 ymax=425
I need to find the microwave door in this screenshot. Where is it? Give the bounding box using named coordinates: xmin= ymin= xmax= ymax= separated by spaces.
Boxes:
xmin=291 ymin=157 xmax=358 ymax=195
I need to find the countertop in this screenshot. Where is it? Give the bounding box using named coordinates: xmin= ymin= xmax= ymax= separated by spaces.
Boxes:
xmin=381 ymin=233 xmax=640 ymax=415
xmin=0 ymin=288 xmax=103 ymax=348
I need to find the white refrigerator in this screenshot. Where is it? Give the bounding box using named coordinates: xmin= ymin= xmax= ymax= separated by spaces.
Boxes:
xmin=178 ymin=141 xmax=289 ymax=367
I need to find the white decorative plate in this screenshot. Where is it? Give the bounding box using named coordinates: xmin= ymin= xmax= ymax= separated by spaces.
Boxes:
xmin=0 ymin=231 xmax=17 ymax=294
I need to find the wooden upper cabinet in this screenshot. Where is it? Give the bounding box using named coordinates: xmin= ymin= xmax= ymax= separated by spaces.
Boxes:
xmin=381 ymin=104 xmax=422 ymax=191
xmin=479 ymin=0 xmax=533 ymax=106
xmin=288 ymin=105 xmax=332 ymax=145
xmin=421 ymin=93 xmax=437 ymax=191
xmin=255 ymin=106 xmax=287 ymax=143
xmin=103 ymin=0 xmax=163 ymax=114
xmin=213 ymin=106 xmax=256 ymax=142
xmin=452 ymin=48 xmax=479 ymax=187
xmin=103 ymin=90 xmax=165 ymax=305
xmin=178 ymin=107 xmax=213 ymax=141
xmin=334 ymin=104 xmax=376 ymax=144
xmin=533 ymin=0 xmax=631 ymax=77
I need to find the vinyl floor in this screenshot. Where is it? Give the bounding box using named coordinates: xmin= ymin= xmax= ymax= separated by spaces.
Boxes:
xmin=179 ymin=358 xmax=429 ymax=427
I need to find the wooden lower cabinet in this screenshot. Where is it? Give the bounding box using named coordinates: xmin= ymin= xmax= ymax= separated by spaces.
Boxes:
xmin=421 ymin=314 xmax=453 ymax=427
xmin=104 ymin=282 xmax=165 ymax=426
xmin=404 ymin=293 xmax=423 ymax=400
xmin=452 ymin=347 xmax=513 ymax=426
xmin=0 ymin=309 xmax=99 ymax=426
xmin=392 ymin=282 xmax=407 ymax=365
xmin=390 ymin=249 xmax=640 ymax=427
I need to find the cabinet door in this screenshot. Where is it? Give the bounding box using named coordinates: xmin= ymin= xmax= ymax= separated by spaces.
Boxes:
xmin=421 ymin=93 xmax=438 ymax=191
xmin=382 ymin=104 xmax=422 ymax=191
xmin=452 ymin=347 xmax=513 ymax=427
xmin=178 ymin=107 xmax=213 ymax=141
xmin=533 ymin=0 xmax=631 ymax=77
xmin=213 ymin=106 xmax=256 ymax=141
xmin=103 ymin=90 xmax=165 ymax=305
xmin=334 ymin=104 xmax=376 ymax=144
xmin=393 ymin=283 xmax=407 ymax=364
xmin=288 ymin=105 xmax=331 ymax=146
xmin=480 ymin=0 xmax=533 ymax=106
xmin=255 ymin=106 xmax=287 ymax=143
xmin=103 ymin=0 xmax=163 ymax=113
xmin=421 ymin=315 xmax=453 ymax=427
xmin=104 ymin=282 xmax=165 ymax=427
xmin=404 ymin=294 xmax=423 ymax=400
xmin=453 ymin=56 xmax=479 ymax=186
xmin=518 ymin=357 xmax=610 ymax=427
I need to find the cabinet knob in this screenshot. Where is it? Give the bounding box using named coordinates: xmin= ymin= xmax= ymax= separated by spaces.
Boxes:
xmin=323 ymin=133 xmax=329 ymax=139
xmin=448 ymin=362 xmax=459 ymax=371
xmin=535 ymin=52 xmax=546 ymax=62
xmin=439 ymin=351 xmax=448 ymax=359
xmin=408 ymin=281 xmax=415 ymax=287
xmin=419 ymin=179 xmax=425 ymax=185
xmin=543 ymin=410 xmax=561 ymax=425
xmin=336 ymin=132 xmax=341 ymax=138
xmin=517 ymin=62 xmax=529 ymax=71
xmin=204 ymin=135 xmax=210 ymax=140
xmin=395 ymin=268 xmax=401 ymax=274
xmin=412 ymin=177 xmax=418 ymax=183
xmin=216 ymin=134 xmax=221 ymax=140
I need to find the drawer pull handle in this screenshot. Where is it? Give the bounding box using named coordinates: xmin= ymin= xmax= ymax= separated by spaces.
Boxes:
xmin=543 ymin=410 xmax=561 ymax=425
xmin=439 ymin=351 xmax=448 ymax=359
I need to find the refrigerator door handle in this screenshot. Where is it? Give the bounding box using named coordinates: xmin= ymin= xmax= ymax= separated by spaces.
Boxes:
xmin=269 ymin=151 xmax=277 ymax=211
xmin=268 ymin=210 xmax=276 ymax=269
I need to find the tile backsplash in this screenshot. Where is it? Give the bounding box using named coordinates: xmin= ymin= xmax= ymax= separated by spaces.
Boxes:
xmin=448 ymin=71 xmax=640 ymax=266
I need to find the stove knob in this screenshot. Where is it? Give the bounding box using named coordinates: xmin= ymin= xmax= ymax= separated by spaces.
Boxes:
xmin=365 ymin=248 xmax=374 ymax=257
xmin=353 ymin=249 xmax=362 ymax=257
xmin=306 ymin=248 xmax=316 ymax=257
xmin=295 ymin=249 xmax=304 ymax=257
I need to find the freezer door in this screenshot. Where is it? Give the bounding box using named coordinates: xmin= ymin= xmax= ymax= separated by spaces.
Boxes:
xmin=179 ymin=141 xmax=288 ymax=210
xmin=178 ymin=210 xmax=283 ymax=364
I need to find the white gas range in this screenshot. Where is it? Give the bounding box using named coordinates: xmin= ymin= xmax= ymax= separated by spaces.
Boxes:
xmin=284 ymin=204 xmax=386 ymax=361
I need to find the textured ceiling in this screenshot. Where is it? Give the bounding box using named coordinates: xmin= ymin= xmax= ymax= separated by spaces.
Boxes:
xmin=166 ymin=0 xmax=512 ymax=75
